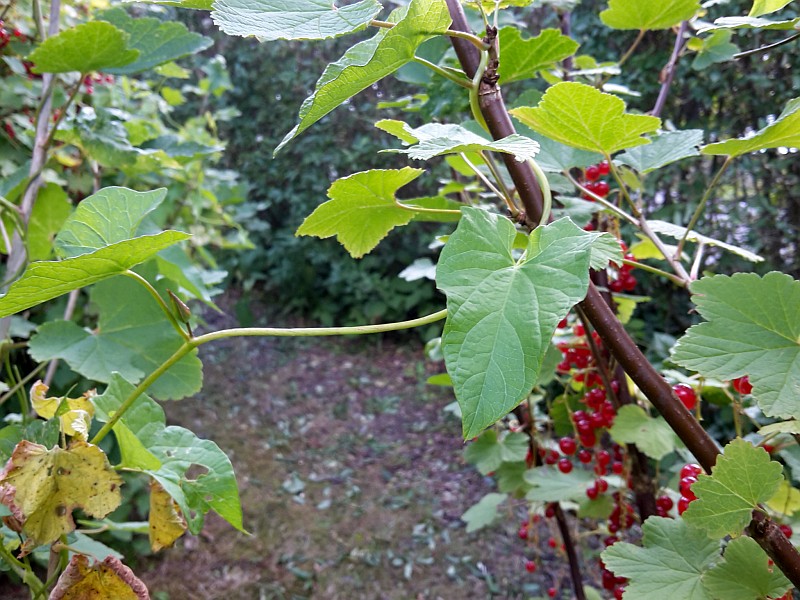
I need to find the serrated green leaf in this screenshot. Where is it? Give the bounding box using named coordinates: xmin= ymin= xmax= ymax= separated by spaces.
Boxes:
xmin=602 ymin=517 xmax=719 ymax=599
xmin=27 ymin=184 xmax=72 ymax=261
xmin=437 ymin=210 xmax=602 ymax=438
xmin=55 ymin=108 xmax=139 ymax=168
xmin=495 ymin=461 xmax=530 ymax=494
xmin=589 ymin=233 xmax=624 ymax=271
xmin=646 ymin=219 xmax=763 ymax=262
xmin=524 ymin=466 xmax=595 ymax=501
xmin=691 ymin=30 xmax=739 ymax=70
xmin=600 ymin=0 xmax=702 ymax=30
xmin=608 ymin=405 xmax=677 ymax=460
xmin=616 ymin=130 xmax=703 ymax=173
xmin=29 ymin=22 xmax=139 ymax=74
xmin=671 ymin=273 xmax=799 ymax=419
xmin=98 ymin=8 xmax=212 ymax=75
xmin=0 ymin=232 xmax=188 ymax=318
xmin=703 ymin=536 xmax=791 ymax=600
xmin=702 ymin=97 xmax=800 ymax=157
xmin=461 ymin=492 xmax=507 ymax=533
xmin=147 ymin=426 xmax=243 ymax=533
xmin=526 ymin=134 xmax=604 ymax=173
xmin=464 ymin=430 xmax=529 ymax=475
xmin=275 ymin=0 xmax=451 ymax=153
xmin=296 ymin=168 xmax=423 ymax=258
xmin=497 ymin=27 xmax=580 ymax=84
xmin=510 ymin=82 xmax=661 ymax=155
xmin=702 ymin=15 xmax=800 ymax=30
xmin=92 ymin=374 xmax=164 ymax=471
xmin=212 ymin=0 xmax=381 ymax=41
xmin=683 ymin=439 xmax=783 ymax=537
xmin=28 ymin=271 xmax=202 ymax=400
xmin=749 ymin=0 xmax=794 ymax=16
xmin=55 ymin=187 xmax=167 ymax=258
xmin=377 ymin=120 xmax=540 ymax=162
xmin=766 ymin=479 xmax=800 ymax=516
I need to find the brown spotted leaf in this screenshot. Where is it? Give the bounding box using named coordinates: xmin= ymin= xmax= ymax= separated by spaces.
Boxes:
xmin=49 ymin=554 xmax=149 ymax=599
xmin=0 ymin=441 xmax=122 ymax=554
xmin=148 ymin=478 xmax=187 ymax=552
xmin=30 ymin=380 xmax=95 ymax=439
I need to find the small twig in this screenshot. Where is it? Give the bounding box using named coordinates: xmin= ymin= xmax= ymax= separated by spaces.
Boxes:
xmin=412 ymin=56 xmax=473 ymax=88
xmin=553 ymin=503 xmax=587 ymax=600
xmin=652 ymin=22 xmax=689 ymax=118
xmin=675 ymin=156 xmax=733 ymax=260
xmin=689 ymin=241 xmax=706 ymax=281
xmin=734 ymin=31 xmax=800 ymax=58
xmin=459 ymin=152 xmax=509 ymax=206
xmin=43 ymin=289 xmax=80 ymax=385
xmin=564 ymin=172 xmax=638 ymax=226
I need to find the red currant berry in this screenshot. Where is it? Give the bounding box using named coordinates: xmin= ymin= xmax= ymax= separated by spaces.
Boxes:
xmin=547 ymin=587 xmax=558 ymax=598
xmin=597 ymin=450 xmax=611 ymax=467
xmin=680 ymin=463 xmax=702 ymax=479
xmin=593 ymin=180 xmax=610 ymax=197
xmin=586 ymin=484 xmax=599 ymax=500
xmin=602 ymin=570 xmax=617 ymax=590
xmin=547 ymin=536 xmax=558 ymax=548
xmin=679 ymin=475 xmax=698 ymax=496
xmin=558 ymin=458 xmax=574 ymax=474
xmin=604 ymin=535 xmax=619 ymax=546
xmin=613 ymin=584 xmax=626 ymax=600
xmin=558 ymin=437 xmax=577 ymax=456
xmin=525 ymin=559 xmax=537 ymax=573
xmin=518 ymin=525 xmax=529 ymax=540
xmin=585 ymin=165 xmax=600 ymax=181
xmin=672 ymin=383 xmax=698 ymax=411
xmin=545 ymin=504 xmax=556 ymax=519
xmin=780 ymin=524 xmax=793 ymax=538
xmin=557 ymin=317 xmax=568 ymax=329
xmin=573 ymin=324 xmax=585 ymax=337
xmin=612 ymin=461 xmax=624 ymax=475
xmin=678 ymin=496 xmax=692 ymax=515
xmin=577 ymin=449 xmax=592 ymax=464
xmin=732 ymin=376 xmax=753 ymax=394
xmin=596 ymin=478 xmax=609 ymax=493
xmin=545 ymin=449 xmax=559 ymax=465
xmin=656 ymin=496 xmax=674 ymax=511
xmin=579 ymin=431 xmax=597 ymax=448
xmin=598 ymin=160 xmax=610 ymax=175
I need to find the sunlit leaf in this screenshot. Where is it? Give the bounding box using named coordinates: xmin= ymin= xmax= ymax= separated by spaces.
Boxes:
xmin=749 ymin=0 xmax=794 ymax=16
xmin=608 ymin=405 xmax=677 ymax=460
xmin=510 ymin=82 xmax=661 ymax=155
xmin=691 ymin=30 xmax=739 ymax=70
xmin=701 ymin=15 xmax=800 ymax=30
xmin=497 ymin=27 xmax=579 ymax=84
xmin=600 ymin=0 xmax=702 ymax=30
xmin=616 ymin=130 xmax=703 ymax=173
xmin=525 ymin=466 xmax=595 ymax=501
xmin=464 ymin=430 xmax=529 ymax=475
xmin=296 ymin=167 xmax=423 ymax=258
xmin=645 ymin=219 xmax=763 ymax=262
xmin=29 ymin=22 xmax=139 ymax=74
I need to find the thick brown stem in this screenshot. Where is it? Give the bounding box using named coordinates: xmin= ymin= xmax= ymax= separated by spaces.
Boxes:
xmin=443 ymin=0 xmax=800 ymax=586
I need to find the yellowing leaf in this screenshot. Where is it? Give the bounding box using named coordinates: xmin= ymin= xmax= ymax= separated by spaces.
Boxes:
xmin=0 ymin=441 xmax=122 ymax=554
xmin=50 ymin=555 xmax=149 ymax=600
xmin=766 ymin=480 xmax=800 ymax=516
xmin=30 ymin=381 xmax=95 ymax=439
xmin=149 ymin=479 xmax=187 ymax=552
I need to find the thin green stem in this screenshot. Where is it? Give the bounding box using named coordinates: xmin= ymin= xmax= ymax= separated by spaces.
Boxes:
xmin=470 ymin=50 xmax=490 ymax=133
xmin=395 ymin=201 xmax=462 ymax=217
xmin=0 ymin=361 xmax=46 ymax=407
xmin=734 ymin=31 xmax=800 ymax=58
xmin=607 ymin=158 xmax=640 ymax=216
xmin=621 ymin=259 xmax=686 ymax=287
xmin=42 ymin=75 xmax=85 ymax=152
xmin=192 ymin=309 xmax=448 ymax=346
xmin=564 ymin=171 xmax=638 ymax=225
xmin=123 ymin=271 xmax=190 ymax=341
xmin=412 ymin=56 xmax=472 ymax=89
xmin=370 ymin=19 xmax=488 ymax=50
xmin=638 ymin=217 xmax=691 ymax=284
xmin=90 ymin=343 xmax=192 ymax=445
xmin=459 ymin=153 xmax=509 ymax=208
xmin=526 ymin=158 xmax=551 ymax=228
xmin=483 ymin=153 xmax=514 ymax=204
xmin=618 ymin=29 xmax=646 ymax=69
xmin=89 ymin=309 xmax=448 ymax=445
xmin=675 ymin=156 xmax=733 ymax=259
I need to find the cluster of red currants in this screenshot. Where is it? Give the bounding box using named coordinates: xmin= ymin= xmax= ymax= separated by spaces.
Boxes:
xmin=581 ymin=161 xmax=611 ymax=200
xmin=0 ymin=20 xmax=26 ymax=51
xmin=82 ymin=72 xmax=114 ymax=96
xmin=677 ymin=463 xmax=701 ymax=514
xmin=608 ymin=240 xmax=638 ymax=293
xmin=599 ymin=553 xmax=627 ymax=599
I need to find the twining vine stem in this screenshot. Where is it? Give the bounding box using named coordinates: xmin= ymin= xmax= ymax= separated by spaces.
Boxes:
xmin=89 ymin=308 xmax=448 ymax=445
xmin=442 ymin=0 xmax=800 ymax=587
